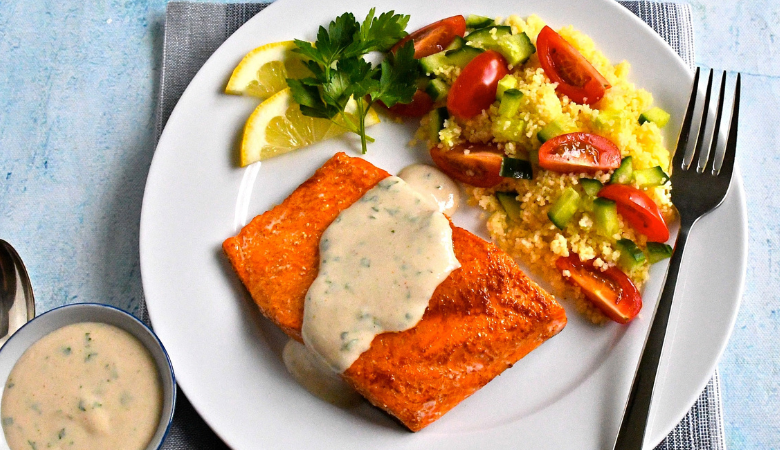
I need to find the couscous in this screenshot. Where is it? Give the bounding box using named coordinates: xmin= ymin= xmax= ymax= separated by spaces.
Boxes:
xmin=415 ymin=14 xmax=676 ymax=324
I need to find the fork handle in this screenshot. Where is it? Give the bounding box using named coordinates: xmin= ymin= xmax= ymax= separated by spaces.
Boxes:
xmin=613 ymin=225 xmax=690 ymax=450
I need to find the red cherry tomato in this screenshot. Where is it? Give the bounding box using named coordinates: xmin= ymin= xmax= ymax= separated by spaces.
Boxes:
xmin=430 ymin=142 xmax=504 ymax=188
xmin=556 ymin=255 xmax=642 ymax=324
xmin=598 ymin=184 xmax=670 ymax=242
xmin=447 ymin=50 xmax=509 ymax=119
xmin=538 ymin=132 xmax=622 ymax=173
xmin=536 ymin=26 xmax=611 ymax=105
xmin=391 ymin=15 xmax=467 ymax=58
xmin=386 ymin=89 xmax=435 ymax=117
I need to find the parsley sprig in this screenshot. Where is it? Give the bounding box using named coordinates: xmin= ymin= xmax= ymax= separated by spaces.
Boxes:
xmin=286 ymin=9 xmax=420 ymax=154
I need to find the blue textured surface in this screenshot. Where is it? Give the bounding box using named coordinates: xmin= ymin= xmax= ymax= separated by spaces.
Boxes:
xmin=0 ymin=0 xmax=777 ymax=447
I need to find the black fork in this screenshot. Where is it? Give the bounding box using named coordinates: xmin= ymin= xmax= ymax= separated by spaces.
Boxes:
xmin=613 ymin=67 xmax=741 ymax=450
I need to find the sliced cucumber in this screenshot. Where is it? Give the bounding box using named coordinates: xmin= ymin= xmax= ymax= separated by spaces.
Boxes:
xmin=465 ymin=27 xmax=535 ymax=66
xmin=616 ymin=239 xmax=646 ymax=271
xmin=548 ymin=187 xmax=580 ymax=229
xmin=646 ymin=242 xmax=673 ymax=263
xmin=492 ymin=117 xmax=526 ymax=142
xmin=466 ymin=15 xmax=494 ymax=30
xmin=498 ymin=89 xmax=524 ymax=117
xmin=639 ymin=107 xmax=671 ymax=128
xmin=500 ymin=157 xmax=533 ymax=180
xmin=594 ymin=109 xmax=626 ymax=130
xmin=425 ymin=78 xmax=450 ymax=102
xmin=445 ymin=46 xmax=484 ymax=68
xmin=497 ymin=32 xmax=536 ymax=66
xmin=445 ymin=36 xmax=465 ymax=51
xmin=579 ymin=178 xmax=604 ymax=197
xmin=427 ymin=107 xmax=448 ymax=144
xmin=610 ymin=156 xmax=633 ymax=184
xmin=465 ymin=25 xmax=512 ymax=47
xmin=419 ymin=52 xmax=450 ymax=75
xmin=496 ymin=192 xmax=522 ymax=221
xmin=633 ymin=166 xmax=670 ymax=188
xmin=496 ymin=75 xmax=518 ymax=100
xmin=537 ymin=118 xmax=576 ymax=143
xmin=593 ymin=197 xmax=618 ymax=238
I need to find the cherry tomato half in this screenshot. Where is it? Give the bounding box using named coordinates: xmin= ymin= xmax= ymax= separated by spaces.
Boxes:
xmin=386 ymin=89 xmax=435 ymax=117
xmin=556 ymin=255 xmax=642 ymax=324
xmin=447 ymin=50 xmax=509 ymax=120
xmin=538 ymin=132 xmax=622 ymax=173
xmin=391 ymin=15 xmax=467 ymax=59
xmin=430 ymin=142 xmax=504 ymax=188
xmin=598 ymin=184 xmax=670 ymax=242
xmin=536 ymin=26 xmax=611 ymax=105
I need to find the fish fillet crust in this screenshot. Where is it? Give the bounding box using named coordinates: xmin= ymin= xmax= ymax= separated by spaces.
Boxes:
xmin=223 ymin=152 xmax=567 ymax=431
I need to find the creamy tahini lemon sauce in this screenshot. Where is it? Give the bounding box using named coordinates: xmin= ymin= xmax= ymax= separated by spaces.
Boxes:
xmin=282 ymin=339 xmax=361 ymax=407
xmin=302 ymin=176 xmax=460 ymax=373
xmin=1 ymin=322 xmax=162 ymax=450
xmin=398 ymin=164 xmax=461 ymax=216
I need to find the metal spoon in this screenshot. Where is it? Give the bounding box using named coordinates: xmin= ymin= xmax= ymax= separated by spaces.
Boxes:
xmin=0 ymin=244 xmax=14 ymax=336
xmin=0 ymin=240 xmax=35 ymax=342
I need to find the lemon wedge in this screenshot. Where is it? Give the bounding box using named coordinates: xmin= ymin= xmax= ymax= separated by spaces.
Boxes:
xmin=226 ymin=41 xmax=311 ymax=99
xmin=240 ymin=88 xmax=381 ymax=166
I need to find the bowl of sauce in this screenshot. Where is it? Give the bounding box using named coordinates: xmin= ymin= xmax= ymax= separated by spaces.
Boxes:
xmin=0 ymin=303 xmax=175 ymax=450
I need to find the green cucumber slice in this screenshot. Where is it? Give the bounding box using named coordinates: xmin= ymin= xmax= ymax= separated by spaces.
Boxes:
xmin=419 ymin=52 xmax=450 ymax=75
xmin=593 ymin=197 xmax=618 ymax=238
xmin=425 ymin=78 xmax=449 ymax=102
xmin=548 ymin=187 xmax=581 ymax=229
xmin=496 ymin=75 xmax=518 ymax=99
xmin=646 ymin=242 xmax=673 ymax=263
xmin=496 ymin=192 xmax=522 ymax=221
xmin=497 ymin=32 xmax=535 ymax=66
xmin=616 ymin=239 xmax=646 ymax=271
xmin=498 ymin=89 xmax=524 ymax=117
xmin=427 ymin=107 xmax=448 ymax=144
xmin=465 ymin=15 xmax=495 ymax=30
xmin=537 ymin=118 xmax=576 ymax=143
xmin=445 ymin=36 xmax=465 ymax=51
xmin=639 ymin=107 xmax=671 ymax=128
xmin=610 ymin=156 xmax=633 ymax=184
xmin=633 ymin=166 xmax=670 ymax=188
xmin=500 ymin=157 xmax=533 ymax=179
xmin=444 ymin=46 xmax=484 ymax=68
xmin=580 ymin=178 xmax=604 ymax=197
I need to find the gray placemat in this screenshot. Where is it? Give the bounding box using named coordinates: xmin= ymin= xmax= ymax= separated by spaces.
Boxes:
xmin=148 ymin=2 xmax=724 ymax=449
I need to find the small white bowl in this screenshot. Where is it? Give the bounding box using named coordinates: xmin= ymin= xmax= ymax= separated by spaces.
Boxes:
xmin=0 ymin=303 xmax=176 ymax=450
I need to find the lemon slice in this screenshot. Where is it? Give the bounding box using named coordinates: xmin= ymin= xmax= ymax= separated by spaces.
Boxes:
xmin=226 ymin=41 xmax=311 ymax=99
xmin=240 ymin=88 xmax=381 ymax=166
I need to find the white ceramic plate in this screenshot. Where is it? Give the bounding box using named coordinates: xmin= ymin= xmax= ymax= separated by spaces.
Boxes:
xmin=140 ymin=0 xmax=747 ymax=448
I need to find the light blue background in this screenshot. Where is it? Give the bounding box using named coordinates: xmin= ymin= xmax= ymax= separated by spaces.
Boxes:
xmin=0 ymin=0 xmax=777 ymax=447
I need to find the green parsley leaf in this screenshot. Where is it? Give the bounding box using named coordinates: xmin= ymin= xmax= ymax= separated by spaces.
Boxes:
xmin=353 ymin=8 xmax=410 ymax=54
xmin=373 ymin=41 xmax=419 ymax=107
xmin=286 ymin=9 xmax=417 ymax=154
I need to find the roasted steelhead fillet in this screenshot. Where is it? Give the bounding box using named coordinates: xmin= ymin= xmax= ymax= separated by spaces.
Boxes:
xmin=223 ymin=152 xmax=567 ymax=431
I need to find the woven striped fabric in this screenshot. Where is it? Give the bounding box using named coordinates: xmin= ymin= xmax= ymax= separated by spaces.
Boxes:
xmin=149 ymin=3 xmax=723 ymax=449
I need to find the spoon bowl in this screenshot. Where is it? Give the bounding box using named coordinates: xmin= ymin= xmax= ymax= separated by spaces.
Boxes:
xmin=0 ymin=240 xmax=35 ymax=345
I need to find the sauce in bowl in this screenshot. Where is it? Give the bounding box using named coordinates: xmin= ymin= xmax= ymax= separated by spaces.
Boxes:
xmin=1 ymin=322 xmax=163 ymax=450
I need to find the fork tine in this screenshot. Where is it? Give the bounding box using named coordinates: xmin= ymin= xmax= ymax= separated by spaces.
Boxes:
xmin=717 ymin=73 xmax=740 ymax=177
xmin=688 ymin=69 xmax=714 ymax=171
xmin=673 ymin=67 xmax=701 ymax=170
xmin=703 ymin=71 xmax=728 ymax=174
